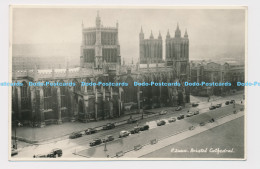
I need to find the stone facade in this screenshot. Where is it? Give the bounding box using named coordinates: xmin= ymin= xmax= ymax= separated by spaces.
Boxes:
xmin=190 ymin=61 xmax=245 ymax=96
xmin=11 ymin=13 xmax=190 ymax=127
xmin=80 ymin=11 xmax=121 ymax=71
xmin=139 ymin=28 xmax=163 ymax=64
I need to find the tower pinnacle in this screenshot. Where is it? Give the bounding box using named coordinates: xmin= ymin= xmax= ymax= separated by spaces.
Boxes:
xmin=150 ymin=30 xmax=154 ymax=39
xmin=175 ymin=22 xmax=181 ymax=38
xmin=184 ymin=29 xmax=188 ymax=38
xmin=158 ymin=31 xmax=162 ymax=39
xmin=166 ymin=29 xmax=171 ymax=39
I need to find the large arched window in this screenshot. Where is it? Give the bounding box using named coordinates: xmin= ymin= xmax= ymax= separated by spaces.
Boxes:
xmin=21 ymin=81 xmax=29 ymax=110
xmin=43 ymin=85 xmax=52 ymax=110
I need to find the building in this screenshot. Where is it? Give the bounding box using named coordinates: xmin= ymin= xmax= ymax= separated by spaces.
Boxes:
xmin=80 ymin=11 xmax=121 ymax=71
xmin=139 ymin=28 xmax=163 ymax=65
xmin=165 ymin=24 xmax=189 ymax=75
xmin=11 ymin=12 xmax=190 ymax=127
xmin=190 ymin=60 xmax=245 ymax=96
xmin=12 ymin=56 xmax=71 ymax=71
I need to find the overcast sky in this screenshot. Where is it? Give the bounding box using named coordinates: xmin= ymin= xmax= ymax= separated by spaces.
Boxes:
xmin=12 ymin=7 xmax=246 ymax=64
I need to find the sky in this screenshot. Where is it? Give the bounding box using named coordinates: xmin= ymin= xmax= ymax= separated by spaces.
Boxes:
xmin=12 ymin=7 xmax=246 ymax=64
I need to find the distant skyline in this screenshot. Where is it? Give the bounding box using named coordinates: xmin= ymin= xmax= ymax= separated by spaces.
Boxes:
xmin=12 ymin=7 xmax=246 ymax=64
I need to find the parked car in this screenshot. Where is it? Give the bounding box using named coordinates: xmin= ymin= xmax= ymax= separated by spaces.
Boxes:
xmin=159 ymin=110 xmax=168 ymax=115
xmin=209 ymin=118 xmax=215 ymax=123
xmin=139 ymin=124 xmax=149 ymax=131
xmin=85 ymin=128 xmax=97 ymax=135
xmin=33 ymin=154 xmax=46 ymax=158
xmin=216 ymin=103 xmax=222 ymax=108
xmin=11 ymin=148 xmax=18 ymax=156
xmin=177 ymin=114 xmax=185 ymax=120
xmin=130 ymin=127 xmax=140 ymax=134
xmin=192 ymin=103 xmax=199 ymax=107
xmin=127 ymin=118 xmax=137 ymax=124
xmin=89 ymin=138 xmax=102 ymax=147
xmin=230 ymin=100 xmax=236 ymax=104
xmin=157 ymin=120 xmax=166 ymax=126
xmin=51 ymin=148 xmax=62 ymax=157
xmin=193 ymin=111 xmax=199 ymax=115
xmin=168 ymin=117 xmax=176 ymax=123
xmin=225 ymin=101 xmax=230 ymax=105
xmin=200 ymin=122 xmax=206 ymax=126
xmin=103 ymin=123 xmax=115 ymax=130
xmin=209 ymin=106 xmax=216 ymax=110
xmin=186 ymin=113 xmax=194 ymax=117
xmin=102 ymin=135 xmax=114 ymax=143
xmin=69 ymin=132 xmax=82 ymax=139
xmin=175 ymin=106 xmax=182 ymax=111
xmin=119 ymin=131 xmax=130 ymax=138
xmin=46 ymin=152 xmax=56 ymax=158
xmin=189 ymin=126 xmax=195 ymax=130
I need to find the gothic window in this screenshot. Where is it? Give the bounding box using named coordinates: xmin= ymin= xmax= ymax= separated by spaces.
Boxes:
xmin=43 ymin=85 xmax=52 ymax=110
xmin=124 ymin=76 xmax=137 ymax=103
xmin=181 ymin=63 xmax=187 ymax=74
xmin=73 ymin=79 xmax=80 ymax=93
xmin=84 ymin=49 xmax=95 ymax=63
xmin=21 ymin=81 xmax=30 ymax=110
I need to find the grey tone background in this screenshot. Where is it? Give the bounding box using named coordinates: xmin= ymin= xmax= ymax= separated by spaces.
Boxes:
xmin=12 ymin=8 xmax=245 ymax=64
xmin=0 ymin=1 xmax=259 ymax=169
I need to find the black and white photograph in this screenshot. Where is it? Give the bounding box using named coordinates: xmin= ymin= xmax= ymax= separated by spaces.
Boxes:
xmin=9 ymin=6 xmax=246 ymax=160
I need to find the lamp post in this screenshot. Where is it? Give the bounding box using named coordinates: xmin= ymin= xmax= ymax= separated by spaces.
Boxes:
xmin=104 ymin=142 xmax=107 ymax=151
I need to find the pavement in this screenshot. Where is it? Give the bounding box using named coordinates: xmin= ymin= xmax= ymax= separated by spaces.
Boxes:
xmin=123 ymin=110 xmax=244 ymax=158
xmin=142 ymin=116 xmax=244 ymax=158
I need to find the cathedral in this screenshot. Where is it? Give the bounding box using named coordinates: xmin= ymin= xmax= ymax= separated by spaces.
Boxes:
xmin=11 ymin=12 xmax=190 ymax=127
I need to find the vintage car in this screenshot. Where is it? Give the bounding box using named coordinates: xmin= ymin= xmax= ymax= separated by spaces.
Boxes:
xmin=89 ymin=138 xmax=102 ymax=147
xmin=177 ymin=114 xmax=185 ymax=120
xmin=119 ymin=131 xmax=130 ymax=138
xmin=103 ymin=123 xmax=116 ymax=130
xmin=139 ymin=125 xmax=149 ymax=131
xmin=186 ymin=113 xmax=194 ymax=117
xmin=193 ymin=111 xmax=200 ymax=115
xmin=157 ymin=120 xmax=166 ymax=126
xmin=175 ymin=106 xmax=182 ymax=111
xmin=216 ymin=103 xmax=222 ymax=108
xmin=85 ymin=128 xmax=97 ymax=135
xmin=192 ymin=103 xmax=199 ymax=107
xmin=69 ymin=132 xmax=82 ymax=139
xmin=209 ymin=106 xmax=216 ymax=110
xmin=130 ymin=127 xmax=140 ymax=134
xmin=159 ymin=110 xmax=168 ymax=115
xmin=102 ymin=135 xmax=114 ymax=143
xmin=168 ymin=117 xmax=177 ymax=123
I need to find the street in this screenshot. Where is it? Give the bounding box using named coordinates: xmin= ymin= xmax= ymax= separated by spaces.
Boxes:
xmin=12 ymin=93 xmax=245 ymax=159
